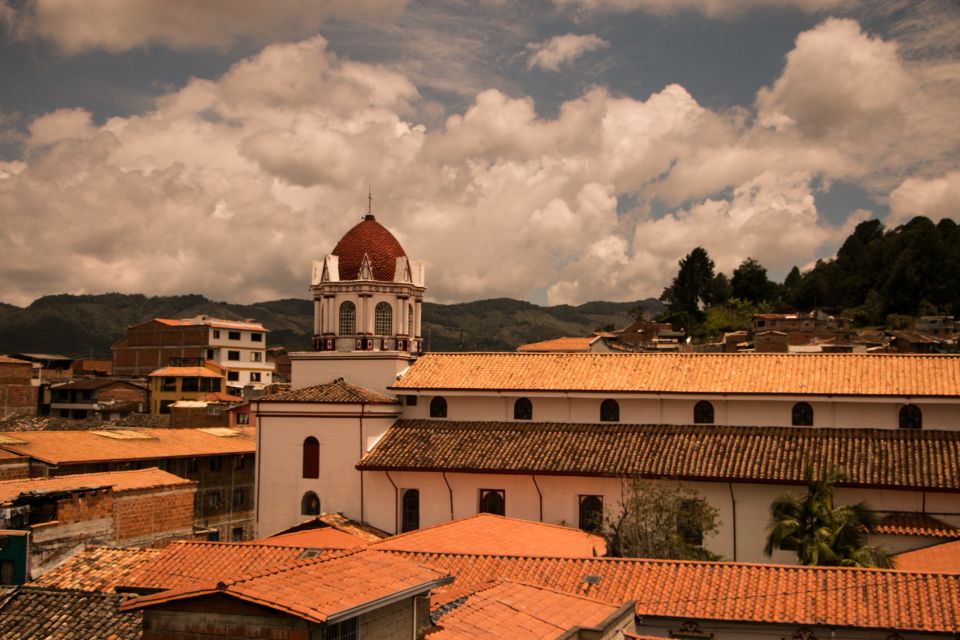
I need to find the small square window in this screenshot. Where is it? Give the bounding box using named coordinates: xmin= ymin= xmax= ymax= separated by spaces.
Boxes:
xmin=250 ymin=372 xmax=261 ymax=382
xmin=228 ymin=331 xmax=241 ymax=340
xmin=213 ymin=330 xmax=220 ymax=339
xmin=186 ymin=458 xmax=198 ymax=473
xmin=251 ymin=352 xmax=262 ymax=362
xmin=231 ymin=527 xmax=244 ymax=542
xmin=209 ymin=457 xmax=222 ymax=472
xmin=406 ymin=395 xmax=418 ymax=406
xmin=227 ymin=350 xmax=240 ymax=361
xmin=251 ymin=333 xmax=263 ymax=342
xmin=227 ymin=371 xmax=239 ymax=382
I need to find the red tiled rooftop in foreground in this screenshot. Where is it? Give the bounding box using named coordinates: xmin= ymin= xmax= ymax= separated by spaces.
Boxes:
xmin=517 ymin=337 xmax=595 ymax=352
xmin=385 ymin=552 xmax=960 ymax=633
xmin=258 ymin=378 xmax=399 ymax=404
xmin=895 ymin=540 xmax=960 ymax=574
xmin=122 ymin=549 xmax=452 ymax=624
xmin=372 ymin=514 xmax=606 ymax=557
xmin=0 ymin=468 xmax=192 ymax=504
xmin=877 ymin=512 xmax=960 ymax=539
xmin=391 ymin=352 xmax=960 ymax=396
xmin=427 ymin=580 xmax=629 ymax=639
xmin=31 ymin=547 xmax=164 ymax=592
xmin=253 ymin=527 xmax=371 ymax=550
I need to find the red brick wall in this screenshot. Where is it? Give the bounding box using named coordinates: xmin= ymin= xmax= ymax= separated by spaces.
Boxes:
xmin=56 ymin=490 xmax=114 ymax=524
xmin=113 ymin=485 xmax=197 ymax=546
xmin=0 ymin=361 xmax=38 ymax=416
xmin=113 ymin=322 xmax=211 ymax=376
xmin=0 ymin=458 xmax=30 ymax=480
xmin=97 ymin=385 xmax=148 ymax=404
xmin=143 ymin=596 xmax=312 ymax=640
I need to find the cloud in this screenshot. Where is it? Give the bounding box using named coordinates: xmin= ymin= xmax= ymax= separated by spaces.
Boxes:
xmin=888 ymin=171 xmax=960 ymax=226
xmin=526 ymin=33 xmax=609 ymax=71
xmin=0 ymin=0 xmax=405 ymax=53
xmin=552 ymin=0 xmax=858 ymax=18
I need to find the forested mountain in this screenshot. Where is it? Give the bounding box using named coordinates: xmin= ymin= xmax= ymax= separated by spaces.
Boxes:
xmin=0 ymin=293 xmax=661 ymax=358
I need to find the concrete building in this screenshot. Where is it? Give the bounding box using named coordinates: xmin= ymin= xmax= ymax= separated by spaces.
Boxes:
xmin=146 ymin=363 xmax=232 ymax=414
xmin=49 ymin=378 xmax=147 ymax=419
xmin=0 ymin=356 xmax=38 ymax=418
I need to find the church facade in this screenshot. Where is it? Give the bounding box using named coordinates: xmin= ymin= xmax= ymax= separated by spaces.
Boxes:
xmin=254 ymin=212 xmax=960 ymax=564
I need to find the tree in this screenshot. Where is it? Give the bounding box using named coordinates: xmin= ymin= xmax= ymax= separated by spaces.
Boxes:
xmin=764 ymin=465 xmax=893 ymax=568
xmin=606 ymin=478 xmax=720 ymax=561
xmin=660 ymin=247 xmax=717 ymax=324
xmin=731 ymin=257 xmax=775 ymax=304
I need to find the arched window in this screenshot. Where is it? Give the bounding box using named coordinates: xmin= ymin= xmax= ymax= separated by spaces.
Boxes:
xmin=302 ymin=436 xmax=319 ymax=479
xmin=792 ymin=402 xmax=814 ymax=426
xmin=375 ymin=302 xmax=393 ymax=335
xmin=600 ymin=399 xmax=620 ymax=422
xmin=301 ymin=491 xmax=320 ymax=516
xmin=579 ymin=495 xmax=603 ymax=533
xmin=514 ymin=398 xmax=533 ymax=420
xmin=430 ymin=396 xmax=447 ymax=418
xmin=479 ymin=489 xmax=505 ymax=516
xmin=401 ymin=489 xmax=420 ymax=533
xmin=693 ymin=400 xmax=714 ymax=424
xmin=339 ymin=301 xmax=356 ymax=335
xmin=899 ymin=404 xmax=922 ymax=430
xmin=408 ymin=303 xmax=414 ymax=336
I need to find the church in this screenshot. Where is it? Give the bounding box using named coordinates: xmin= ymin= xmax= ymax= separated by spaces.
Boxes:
xmin=253 ymin=210 xmax=960 ymax=564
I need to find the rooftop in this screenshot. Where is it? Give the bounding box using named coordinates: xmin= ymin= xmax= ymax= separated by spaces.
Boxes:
xmin=147 ymin=366 xmax=222 ymax=378
xmin=0 ymin=426 xmax=254 ymax=465
xmin=51 ymin=378 xmax=145 ymax=391
xmin=358 ymin=420 xmax=960 ymax=490
xmin=256 ymin=527 xmax=372 ymax=550
xmin=516 ymin=337 xmax=595 ymax=352
xmin=31 ymin=547 xmax=164 ymax=592
xmin=371 ymin=514 xmax=606 ymax=557
xmin=0 ymin=468 xmax=193 ymax=504
xmin=0 ymin=587 xmax=141 ymax=639
xmin=331 ymin=214 xmax=407 ymax=281
xmin=876 ymin=512 xmax=960 ymax=539
xmin=258 ymin=378 xmax=399 ymax=404
xmin=391 ymin=352 xmax=960 ymax=397
xmin=0 ymin=355 xmax=31 ymax=365
xmin=895 ymin=540 xmax=960 ymax=573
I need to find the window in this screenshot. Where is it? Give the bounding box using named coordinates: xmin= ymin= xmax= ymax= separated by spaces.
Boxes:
xmin=401 ymin=489 xmax=420 ymax=533
xmin=408 ymin=303 xmax=414 ymax=336
xmin=186 ymin=458 xmax=198 ymax=473
xmin=301 ymin=491 xmax=320 ymax=516
xmin=227 ymin=371 xmax=239 ymax=382
xmin=233 ymin=488 xmax=244 ymax=507
xmin=235 ymin=455 xmax=246 ymax=469
xmin=207 ymin=530 xmax=220 ymax=541
xmin=430 ymin=397 xmax=447 ymax=418
xmin=161 ymin=377 xmax=176 ymax=391
xmin=513 ymin=397 xmax=532 ymax=420
xmin=228 ymin=331 xmax=241 ymax=340
xmin=208 ymin=491 xmax=223 ymax=509
xmin=159 ymin=400 xmax=174 ymax=414
xmin=251 ymin=333 xmax=263 ymax=342
xmin=326 ymin=617 xmax=358 ymax=640
xmin=236 ymin=412 xmax=250 ymax=425
xmin=339 ymin=301 xmax=356 ymax=335
xmin=375 ymin=302 xmax=393 ymax=335
xmin=600 ymin=399 xmax=619 ymax=422
xmin=405 ymin=395 xmax=418 ymax=406
xmin=693 ymin=400 xmax=714 ymax=424
xmin=579 ymin=495 xmax=604 ymax=533
xmin=227 ymin=350 xmax=240 ymax=361
xmin=213 ymin=330 xmax=220 ymax=339
xmin=250 ymin=372 xmax=261 ymax=382
xmin=899 ymin=404 xmax=922 ymax=430
xmin=792 ymin=402 xmax=814 ymax=426
xmin=209 ymin=457 xmax=222 ymax=472
xmin=251 ymin=352 xmax=262 ymax=362
xmin=181 ymin=377 xmax=199 ymax=392
xmin=479 ymin=489 xmax=505 ymax=515
xmin=201 ymin=377 xmax=221 ymax=392
xmin=231 ymin=527 xmax=244 ymax=542
xmin=303 ymin=436 xmax=320 ymax=478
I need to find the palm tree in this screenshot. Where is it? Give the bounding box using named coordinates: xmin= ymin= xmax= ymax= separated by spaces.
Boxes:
xmin=764 ymin=464 xmax=894 ymax=568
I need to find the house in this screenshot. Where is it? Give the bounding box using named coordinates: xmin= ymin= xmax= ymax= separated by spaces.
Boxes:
xmin=147 ymin=362 xmax=233 ymax=414
xmin=915 ymin=315 xmax=957 ymax=339
xmin=751 ymin=311 xmax=853 ymax=350
xmin=0 ymin=468 xmax=195 ymax=579
xmin=0 ymin=426 xmax=256 ymax=542
xmin=0 ymin=355 xmax=38 ymax=418
xmin=112 ymin=316 xmax=276 ymax=388
xmin=49 ymin=378 xmax=147 ymax=419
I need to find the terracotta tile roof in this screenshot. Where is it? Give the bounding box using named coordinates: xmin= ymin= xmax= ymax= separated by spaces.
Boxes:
xmin=120 ymin=540 xmax=312 ymax=591
xmin=0 ymin=356 xmax=31 ymax=365
xmin=391 ymin=352 xmax=960 ymax=397
xmin=254 ymin=527 xmax=371 ymax=550
xmin=154 ymin=318 xmax=190 ymax=326
xmin=895 ymin=540 xmax=960 ymax=573
xmin=358 ymin=421 xmax=960 ymax=490
xmin=259 ymin=378 xmax=399 ymax=404
xmin=517 ymin=337 xmax=595 ymax=352
xmin=31 ymin=547 xmax=163 ymax=592
xmin=386 ymin=552 xmax=960 ymax=633
xmin=0 ymin=468 xmax=193 ymax=503
xmin=877 ymin=513 xmax=960 ymax=539
xmin=428 ymin=580 xmax=627 ymax=639
xmin=122 ymin=549 xmax=451 ymax=624
xmin=0 ymin=426 xmax=255 ymax=465
xmin=332 ymin=215 xmax=407 ymax=281
xmin=148 ymin=366 xmax=222 ymax=378
xmin=267 ymin=513 xmax=391 ymax=542
xmin=372 ymin=514 xmax=606 ymax=557
xmin=0 ymin=587 xmax=141 ymax=639
xmin=51 ymin=379 xmax=145 ymax=392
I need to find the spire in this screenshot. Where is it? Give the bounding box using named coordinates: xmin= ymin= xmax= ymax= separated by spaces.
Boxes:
xmin=365 ymin=185 xmax=374 ymax=221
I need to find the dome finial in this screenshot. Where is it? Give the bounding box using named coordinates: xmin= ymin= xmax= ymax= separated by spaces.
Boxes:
xmin=365 ymin=185 xmax=374 ymax=221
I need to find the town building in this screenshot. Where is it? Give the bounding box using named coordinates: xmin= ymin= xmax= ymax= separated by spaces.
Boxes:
xmin=49 ymin=378 xmax=147 ymax=419
xmin=0 ymin=355 xmax=38 ymax=418
xmin=146 ymin=362 xmax=233 ymax=414
xmin=112 ymin=316 xmax=275 ymax=388
xmin=0 ymin=426 xmax=256 ymax=542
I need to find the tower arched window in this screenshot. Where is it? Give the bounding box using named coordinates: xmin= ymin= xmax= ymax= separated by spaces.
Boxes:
xmin=479 ymin=489 xmax=505 ymax=516
xmin=792 ymin=402 xmax=814 ymax=426
xmin=430 ymin=397 xmax=447 ymax=418
xmin=375 ymin=302 xmax=393 ymax=336
xmin=401 ymin=489 xmax=420 ymax=533
xmin=408 ymin=303 xmax=414 ymax=336
xmin=514 ymin=398 xmax=533 ymax=420
xmin=899 ymin=404 xmax=922 ymax=430
xmin=301 ymin=491 xmax=320 ymax=516
xmin=600 ymin=399 xmax=620 ymax=422
xmin=339 ymin=301 xmax=356 ymax=335
xmin=693 ymin=400 xmax=714 ymax=424
xmin=302 ymin=436 xmax=319 ymax=479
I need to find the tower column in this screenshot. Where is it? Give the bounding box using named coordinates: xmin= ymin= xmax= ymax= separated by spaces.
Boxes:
xmin=313 ymin=300 xmax=322 ymax=335
xmin=414 ymin=299 xmax=422 ymax=339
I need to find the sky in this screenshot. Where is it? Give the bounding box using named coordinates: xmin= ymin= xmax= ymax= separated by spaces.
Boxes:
xmin=1 ymin=0 xmax=959 ymax=308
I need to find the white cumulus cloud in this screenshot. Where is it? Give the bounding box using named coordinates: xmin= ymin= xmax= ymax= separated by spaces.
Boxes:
xmin=526 ymin=33 xmax=609 ymax=71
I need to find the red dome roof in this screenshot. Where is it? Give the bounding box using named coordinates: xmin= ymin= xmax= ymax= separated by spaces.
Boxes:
xmin=332 ymin=215 xmax=407 ymax=281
